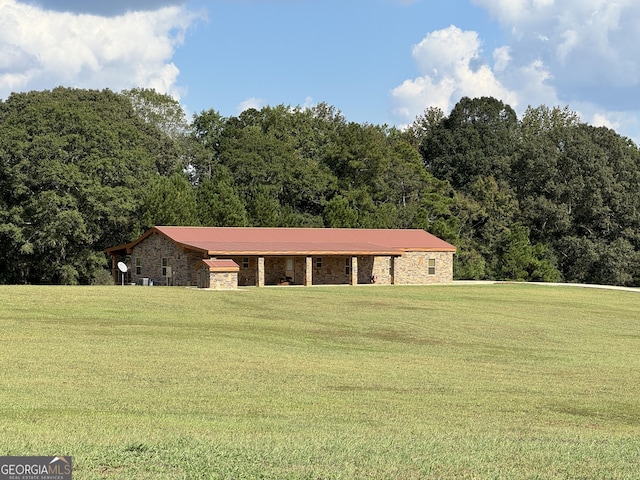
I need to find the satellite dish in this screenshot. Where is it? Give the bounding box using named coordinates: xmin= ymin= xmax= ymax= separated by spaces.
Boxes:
xmin=117 ymin=262 xmax=128 ymax=273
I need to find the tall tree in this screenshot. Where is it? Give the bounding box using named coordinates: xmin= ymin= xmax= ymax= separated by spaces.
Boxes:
xmin=140 ymin=173 xmax=199 ymax=229
xmin=514 ymin=106 xmax=640 ymax=285
xmin=248 ymin=186 xmax=281 ymax=227
xmin=121 ymin=88 xmax=189 ymax=140
xmin=0 ymin=87 xmax=181 ymax=284
xmin=403 ymin=106 xmax=445 ymax=149
xmin=197 ymin=166 xmax=248 ymax=227
xmin=190 ymin=108 xmax=227 ymax=182
xmin=323 ymin=195 xmax=358 ymax=228
xmin=498 ymin=223 xmax=561 ymax=282
xmin=420 ymin=96 xmax=518 ymax=188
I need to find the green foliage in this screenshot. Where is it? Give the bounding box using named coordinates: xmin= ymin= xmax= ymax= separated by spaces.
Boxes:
xmin=90 ymin=267 xmax=116 ymax=285
xmin=196 ymin=166 xmax=248 ymax=227
xmin=140 ymin=173 xmax=199 ymax=228
xmin=0 ymin=87 xmax=182 ymax=284
xmin=248 ymin=185 xmax=281 ymax=227
xmin=453 ymin=248 xmax=486 ymax=279
xmin=2 ymin=87 xmax=639 ymax=286
xmin=514 ymin=112 xmax=640 ymax=285
xmin=403 ymin=106 xmax=445 ymax=148
xmin=121 ymin=87 xmax=189 ymax=141
xmin=323 ymin=195 xmax=358 ymax=227
xmin=419 ymin=98 xmax=640 ymax=285
xmin=499 ymin=223 xmax=561 ymax=282
xmin=421 ymin=96 xmax=518 ymax=188
xmin=189 ymin=108 xmax=227 ymax=182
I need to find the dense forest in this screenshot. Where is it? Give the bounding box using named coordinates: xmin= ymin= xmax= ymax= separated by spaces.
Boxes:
xmin=1 ymin=87 xmax=639 ymax=286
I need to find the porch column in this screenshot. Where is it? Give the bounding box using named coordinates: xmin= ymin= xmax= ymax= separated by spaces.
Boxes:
xmin=111 ymin=256 xmax=118 ymax=284
xmin=257 ymin=256 xmax=265 ymax=287
xmin=304 ymin=256 xmax=313 ymax=286
xmin=391 ymin=256 xmax=397 ymax=285
xmin=350 ymin=256 xmax=358 ymax=285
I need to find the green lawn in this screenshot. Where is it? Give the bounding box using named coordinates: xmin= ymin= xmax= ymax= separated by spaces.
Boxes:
xmin=0 ymin=284 xmax=639 ymax=479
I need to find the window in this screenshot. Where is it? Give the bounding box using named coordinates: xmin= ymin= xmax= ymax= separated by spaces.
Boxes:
xmin=242 ymin=257 xmax=249 ymax=268
xmin=345 ymin=257 xmax=351 ymax=275
xmin=428 ymin=258 xmax=436 ymax=275
xmin=135 ymin=257 xmax=141 ymax=275
xmin=162 ymin=258 xmax=169 ymax=276
xmin=315 ymin=257 xmax=322 ymax=268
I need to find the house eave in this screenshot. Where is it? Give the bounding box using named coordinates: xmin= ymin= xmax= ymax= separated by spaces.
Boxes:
xmin=403 ymin=247 xmax=457 ymax=253
xmin=206 ymin=249 xmax=405 ymax=257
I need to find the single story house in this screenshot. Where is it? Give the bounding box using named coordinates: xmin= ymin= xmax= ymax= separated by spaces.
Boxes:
xmin=105 ymin=226 xmax=457 ymax=289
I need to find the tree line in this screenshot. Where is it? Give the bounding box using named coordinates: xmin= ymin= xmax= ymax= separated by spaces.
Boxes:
xmin=1 ymin=88 xmax=639 ymax=285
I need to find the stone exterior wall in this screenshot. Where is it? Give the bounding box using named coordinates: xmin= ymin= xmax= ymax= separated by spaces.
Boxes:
xmin=263 ymin=257 xmax=309 ymax=285
xmin=220 ymin=256 xmax=321 ymax=286
xmin=312 ymin=256 xmax=351 ymax=285
xmin=294 ymin=257 xmax=307 ymax=285
xmin=209 ymin=271 xmax=238 ymax=290
xmin=197 ymin=266 xmax=238 ymax=289
xmin=186 ymin=251 xmax=205 ymax=286
xmin=393 ymin=251 xmax=454 ymax=285
xmin=219 ymin=256 xmax=258 ymax=286
xmin=218 ymin=256 xmax=300 ymax=286
xmin=198 ymin=267 xmax=209 ymax=288
xmin=357 ymin=256 xmax=394 ymax=284
xmin=265 ymin=257 xmax=287 ymax=285
xmin=129 ymin=232 xmax=204 ymax=287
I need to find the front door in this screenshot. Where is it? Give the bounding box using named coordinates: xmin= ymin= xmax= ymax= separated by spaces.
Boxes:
xmin=285 ymin=258 xmax=295 ymax=283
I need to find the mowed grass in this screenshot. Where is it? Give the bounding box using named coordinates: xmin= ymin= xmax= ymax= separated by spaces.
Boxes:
xmin=0 ymin=284 xmax=639 ymax=479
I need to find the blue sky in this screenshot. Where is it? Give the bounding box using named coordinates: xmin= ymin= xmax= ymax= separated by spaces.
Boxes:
xmin=172 ymin=0 xmax=498 ymax=123
xmin=3 ymin=0 xmax=640 ymax=142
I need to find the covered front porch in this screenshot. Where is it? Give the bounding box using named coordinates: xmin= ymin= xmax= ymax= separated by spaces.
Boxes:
xmin=217 ymin=255 xmax=396 ymax=287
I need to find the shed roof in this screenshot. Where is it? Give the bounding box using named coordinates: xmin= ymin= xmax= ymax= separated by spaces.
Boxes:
xmin=201 ymin=259 xmax=240 ymax=272
xmin=106 ymin=226 xmax=457 ymax=256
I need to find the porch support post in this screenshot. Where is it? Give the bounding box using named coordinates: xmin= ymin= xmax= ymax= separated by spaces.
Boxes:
xmin=350 ymin=256 xmax=358 ymax=285
xmin=391 ymin=256 xmax=397 ymax=285
xmin=111 ymin=256 xmax=118 ymax=284
xmin=257 ymin=256 xmax=265 ymax=287
xmin=304 ymin=256 xmax=313 ymax=286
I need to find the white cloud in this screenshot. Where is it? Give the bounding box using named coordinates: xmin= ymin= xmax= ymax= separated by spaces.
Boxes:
xmin=574 ymin=105 xmax=640 ymax=143
xmin=390 ymin=25 xmax=517 ymax=124
xmin=302 ymin=96 xmax=315 ymax=109
xmin=493 ymin=46 xmax=511 ymax=72
xmin=0 ymin=0 xmax=203 ymax=101
xmin=393 ymin=0 xmax=640 ymax=143
xmin=237 ymin=97 xmax=265 ymax=114
xmin=472 ymin=0 xmax=640 ymax=87
xmin=468 ymin=0 xmax=640 ymax=142
xmin=470 ymin=0 xmax=554 ymax=26
xmin=591 ymin=112 xmax=619 ymax=131
xmin=411 ymin=26 xmax=479 ymax=74
xmin=391 ymin=76 xmax=456 ymax=120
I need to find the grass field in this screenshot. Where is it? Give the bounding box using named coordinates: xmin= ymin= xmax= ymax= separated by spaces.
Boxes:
xmin=0 ymin=284 xmax=639 ymax=479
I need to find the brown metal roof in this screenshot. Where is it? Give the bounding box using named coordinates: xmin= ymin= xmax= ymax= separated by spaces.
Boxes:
xmin=156 ymin=226 xmax=456 ymax=256
xmin=201 ymin=259 xmax=240 ymax=272
xmin=106 ymin=226 xmax=456 ymax=256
